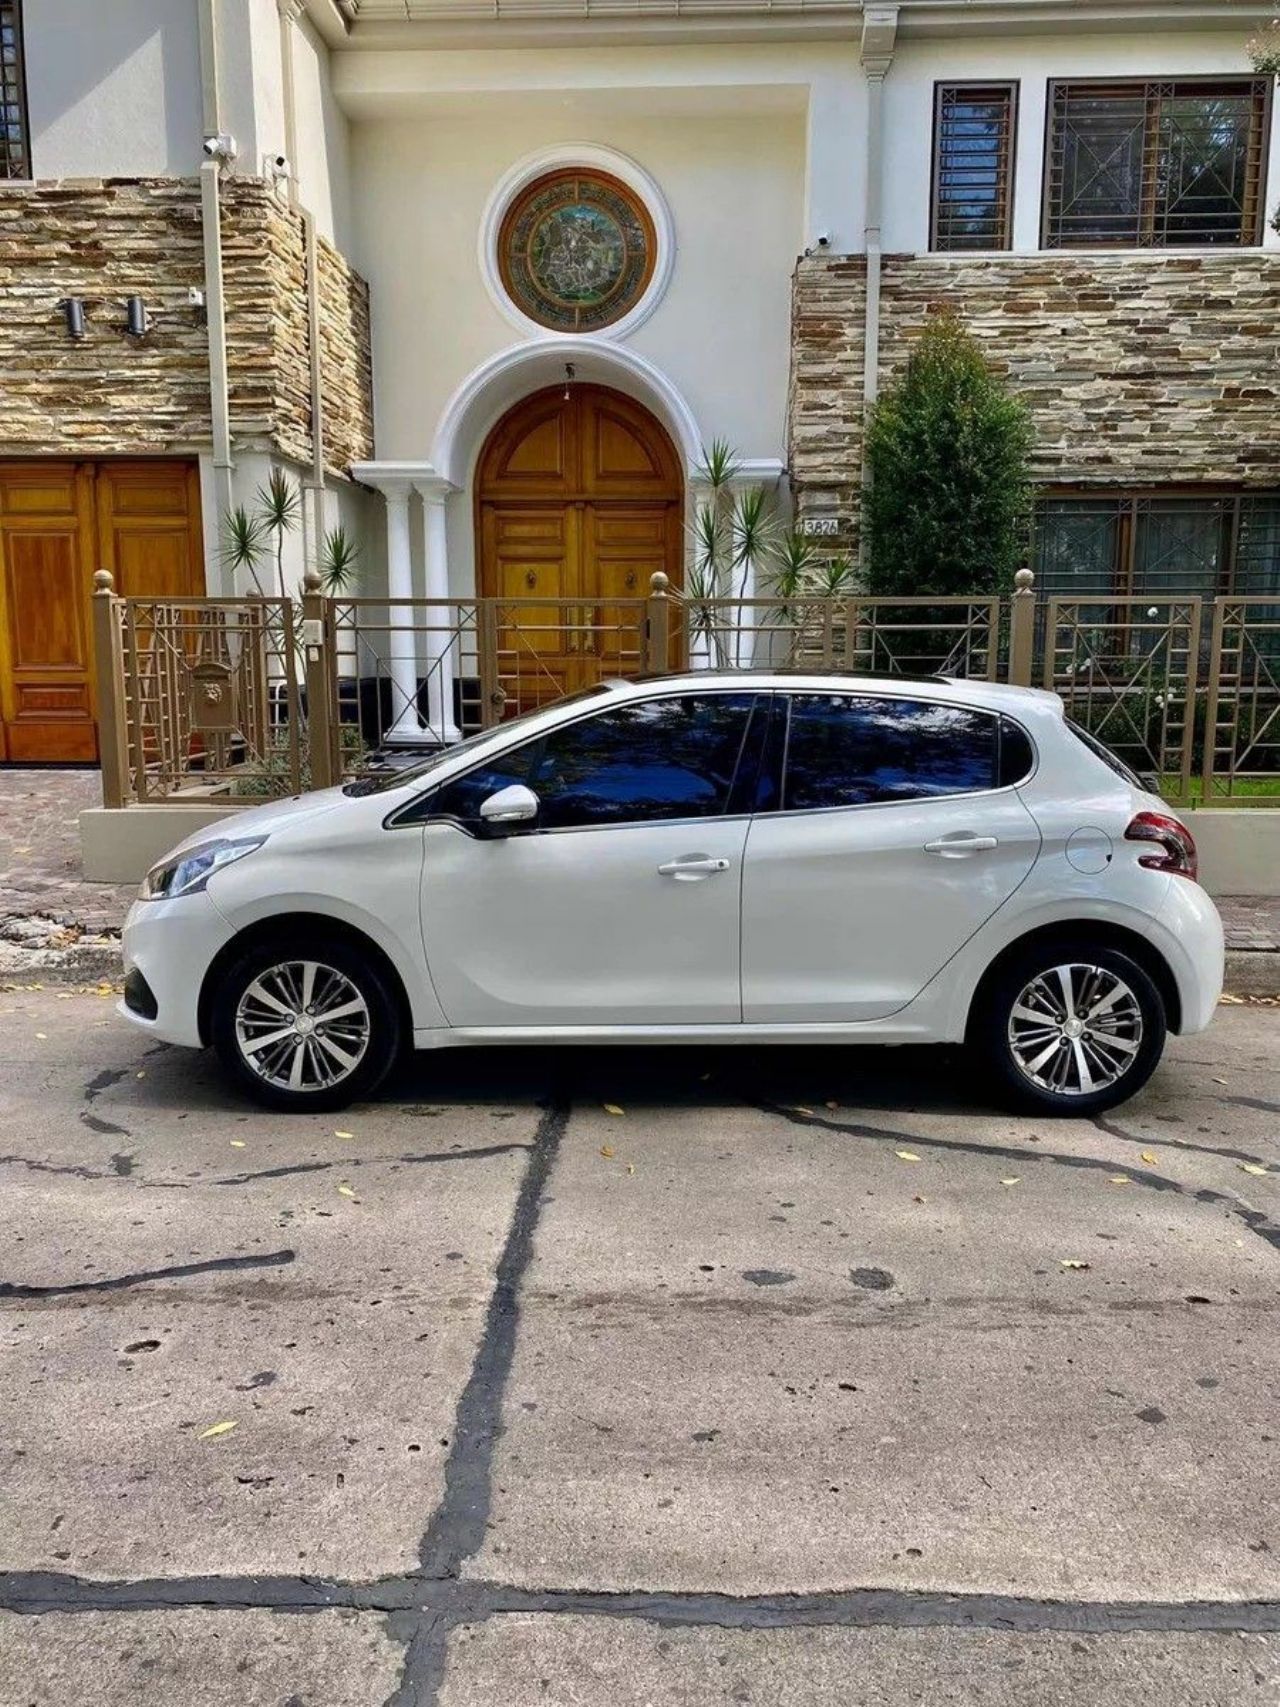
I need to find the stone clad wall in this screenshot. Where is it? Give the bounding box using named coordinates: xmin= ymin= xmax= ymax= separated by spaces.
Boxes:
xmin=789 ymin=251 xmax=1280 ymax=541
xmin=0 ymin=177 xmax=374 ymax=474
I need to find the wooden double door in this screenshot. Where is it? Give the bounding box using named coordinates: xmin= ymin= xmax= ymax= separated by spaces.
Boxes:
xmin=477 ymin=385 xmax=683 ymax=710
xmin=0 ymin=460 xmax=204 ymax=762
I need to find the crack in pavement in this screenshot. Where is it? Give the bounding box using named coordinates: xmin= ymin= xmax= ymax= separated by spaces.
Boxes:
xmin=1 ymin=1569 xmax=1278 ymax=1637
xmin=213 ymin=1146 xmax=530 ymax=1186
xmin=756 ymin=1101 xmax=1280 ymax=1257
xmin=0 ymin=1248 xmax=296 ymax=1300
xmin=0 ymin=1154 xmax=116 ymax=1182
xmin=1092 ymin=1112 xmax=1276 ymax=1170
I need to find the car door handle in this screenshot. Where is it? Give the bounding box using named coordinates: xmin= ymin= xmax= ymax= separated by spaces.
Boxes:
xmin=658 ymin=856 xmax=731 ymax=880
xmin=924 ymin=835 xmax=999 ymax=857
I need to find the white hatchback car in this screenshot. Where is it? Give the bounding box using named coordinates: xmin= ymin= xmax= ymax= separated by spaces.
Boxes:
xmin=121 ymin=673 xmax=1223 ymax=1116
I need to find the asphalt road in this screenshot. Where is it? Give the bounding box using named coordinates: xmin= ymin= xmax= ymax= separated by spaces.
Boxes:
xmin=0 ymin=989 xmax=1277 ymax=1705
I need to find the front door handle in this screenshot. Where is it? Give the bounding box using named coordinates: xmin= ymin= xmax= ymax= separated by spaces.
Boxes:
xmin=924 ymin=834 xmax=999 ymax=857
xmin=658 ymin=856 xmax=731 ymax=880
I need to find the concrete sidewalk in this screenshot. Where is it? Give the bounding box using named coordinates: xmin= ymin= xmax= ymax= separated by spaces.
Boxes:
xmin=2 ymin=767 xmax=1278 ymax=989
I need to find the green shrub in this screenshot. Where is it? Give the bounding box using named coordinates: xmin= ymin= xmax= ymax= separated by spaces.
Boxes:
xmin=864 ymin=314 xmax=1032 ymax=600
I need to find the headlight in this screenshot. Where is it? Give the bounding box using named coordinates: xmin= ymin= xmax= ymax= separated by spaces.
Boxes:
xmin=139 ymin=836 xmax=267 ymax=900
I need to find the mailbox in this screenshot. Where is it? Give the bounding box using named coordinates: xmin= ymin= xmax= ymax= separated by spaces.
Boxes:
xmin=188 ymin=659 xmax=238 ymax=733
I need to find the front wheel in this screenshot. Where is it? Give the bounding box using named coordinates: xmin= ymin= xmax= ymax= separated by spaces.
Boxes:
xmin=972 ymin=942 xmax=1167 ymax=1116
xmin=211 ymin=936 xmax=401 ymax=1112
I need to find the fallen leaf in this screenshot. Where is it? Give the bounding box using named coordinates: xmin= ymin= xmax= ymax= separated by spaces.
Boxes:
xmin=1000 ymin=1176 xmax=1021 ymax=1186
xmin=1108 ymin=1175 xmax=1131 ymax=1186
xmin=1212 ymin=1077 xmax=1228 ymax=1086
xmin=34 ymin=1032 xmax=46 ymax=1040
xmin=334 ymin=1130 xmax=355 ymax=1140
xmin=1141 ymin=1151 xmax=1158 ymax=1164
xmin=1060 ymin=1259 xmax=1091 ymax=1270
xmin=599 ymin=1144 xmax=616 ymax=1160
xmin=792 ymin=1106 xmax=815 ymax=1117
xmin=626 ymin=1163 xmax=635 ymax=1176
xmin=336 ymin=1182 xmax=358 ymax=1198
xmin=1219 ymin=993 xmax=1245 ymax=1005
xmin=825 ymin=1100 xmax=840 ymax=1111
xmin=912 ymin=1194 xmax=927 ymax=1204
xmin=895 ymin=1150 xmax=921 ymax=1163
xmin=603 ymin=1103 xmax=625 ymax=1117
xmin=197 ymin=1420 xmax=238 ymax=1440
xmin=136 ymin=1071 xmax=146 ymax=1080
xmin=1239 ymin=1163 xmax=1269 ymax=1177
xmin=229 ymin=1140 xmax=247 ymax=1149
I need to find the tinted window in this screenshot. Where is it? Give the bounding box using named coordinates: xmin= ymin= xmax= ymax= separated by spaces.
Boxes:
xmin=998 ymin=717 xmax=1036 ymax=787
xmin=783 ymin=695 xmax=998 ymax=810
xmin=428 ymin=693 xmax=755 ymax=831
xmin=532 ymin=694 xmax=755 ymax=829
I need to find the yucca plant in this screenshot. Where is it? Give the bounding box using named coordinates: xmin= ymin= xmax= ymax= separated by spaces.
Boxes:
xmin=319 ymin=524 xmax=360 ymax=594
xmin=257 ymin=468 xmax=301 ymax=604
xmin=729 ymin=485 xmax=777 ymax=666
xmin=221 ymin=505 xmax=269 ymax=598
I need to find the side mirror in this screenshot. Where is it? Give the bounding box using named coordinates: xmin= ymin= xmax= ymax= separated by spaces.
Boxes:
xmin=477 ymin=783 xmax=539 ymax=836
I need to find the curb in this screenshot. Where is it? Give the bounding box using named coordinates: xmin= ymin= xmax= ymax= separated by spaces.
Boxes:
xmin=5 ymin=947 xmax=1280 ymax=999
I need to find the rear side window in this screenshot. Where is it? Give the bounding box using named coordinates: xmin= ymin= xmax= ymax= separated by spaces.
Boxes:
xmin=783 ymin=695 xmax=999 ymax=810
xmin=998 ymin=717 xmax=1036 ymax=787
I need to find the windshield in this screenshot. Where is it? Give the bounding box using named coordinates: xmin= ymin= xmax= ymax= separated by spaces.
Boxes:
xmin=341 ymin=685 xmax=613 ymax=797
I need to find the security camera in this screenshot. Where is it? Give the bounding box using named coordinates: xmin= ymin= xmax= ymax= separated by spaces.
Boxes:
xmin=266 ymin=153 xmax=291 ymax=179
xmin=202 ymin=132 xmax=238 ymax=163
xmin=815 ymin=231 xmax=831 ymax=248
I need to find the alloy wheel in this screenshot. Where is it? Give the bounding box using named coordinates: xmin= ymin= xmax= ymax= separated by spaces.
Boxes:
xmin=233 ymin=959 xmax=371 ymax=1093
xmin=1007 ymin=962 xmax=1144 ymax=1098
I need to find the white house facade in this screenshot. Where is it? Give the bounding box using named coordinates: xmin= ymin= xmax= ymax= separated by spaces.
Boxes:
xmin=1 ymin=0 xmax=1278 ymax=760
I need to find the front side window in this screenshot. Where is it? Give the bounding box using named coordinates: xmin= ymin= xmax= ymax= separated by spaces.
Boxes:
xmin=428 ymin=693 xmax=757 ymax=831
xmin=782 ymin=695 xmax=1000 ymax=811
xmin=1044 ymin=78 xmax=1270 ymax=248
xmin=0 ymin=2 xmax=29 ymax=179
xmin=931 ymin=82 xmax=1018 ymax=251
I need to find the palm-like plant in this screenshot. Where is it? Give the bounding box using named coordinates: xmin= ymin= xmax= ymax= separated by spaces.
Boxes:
xmin=319 ymin=524 xmax=360 ymax=594
xmin=256 ymin=468 xmax=301 ymax=603
xmin=221 ymin=505 xmax=269 ymax=598
xmin=729 ymin=485 xmax=776 ymax=666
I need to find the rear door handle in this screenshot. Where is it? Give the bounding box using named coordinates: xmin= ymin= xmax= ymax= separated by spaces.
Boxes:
xmin=924 ymin=835 xmax=999 ymax=857
xmin=658 ymin=856 xmax=731 ymax=880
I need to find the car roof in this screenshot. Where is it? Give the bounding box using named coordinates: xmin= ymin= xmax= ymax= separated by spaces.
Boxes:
xmin=607 ymin=671 xmax=1063 ymax=717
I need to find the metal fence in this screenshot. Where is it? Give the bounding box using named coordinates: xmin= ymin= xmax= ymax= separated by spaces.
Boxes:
xmin=90 ymin=567 xmax=1280 ymax=809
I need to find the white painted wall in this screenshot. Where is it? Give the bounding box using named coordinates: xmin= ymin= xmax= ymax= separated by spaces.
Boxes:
xmin=349 ymin=98 xmax=805 ymax=593
xmin=882 ymin=31 xmax=1280 ymax=254
xmin=25 ymin=0 xmax=202 ymax=177
xmin=289 ymin=15 xmax=353 ymax=248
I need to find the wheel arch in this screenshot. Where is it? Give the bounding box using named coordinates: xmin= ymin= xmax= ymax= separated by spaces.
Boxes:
xmin=965 ymin=919 xmax=1182 ymax=1040
xmin=197 ymin=912 xmax=415 ymax=1048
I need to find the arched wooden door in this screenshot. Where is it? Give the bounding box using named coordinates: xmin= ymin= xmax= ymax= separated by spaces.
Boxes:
xmin=476 ymin=384 xmax=683 ymax=712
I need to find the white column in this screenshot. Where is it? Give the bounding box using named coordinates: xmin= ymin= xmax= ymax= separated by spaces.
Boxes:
xmin=415 ymin=478 xmax=461 ymax=743
xmin=382 ymin=482 xmax=423 ymax=743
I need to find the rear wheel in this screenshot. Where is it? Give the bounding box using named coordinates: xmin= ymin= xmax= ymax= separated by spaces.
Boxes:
xmin=973 ymin=941 xmax=1166 ymax=1116
xmin=211 ymin=935 xmax=401 ymax=1112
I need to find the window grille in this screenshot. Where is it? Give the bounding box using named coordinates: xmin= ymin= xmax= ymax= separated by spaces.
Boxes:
xmin=1034 ymin=491 xmax=1280 ymax=598
xmin=0 ymin=2 xmax=29 ymax=180
xmin=931 ymin=82 xmax=1017 ymax=251
xmin=1043 ymin=78 xmax=1270 ymax=248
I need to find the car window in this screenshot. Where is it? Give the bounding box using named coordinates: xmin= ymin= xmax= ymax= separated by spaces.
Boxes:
xmin=783 ymin=694 xmax=999 ymax=810
xmin=998 ymin=717 xmax=1036 ymax=787
xmin=425 ymin=743 xmax=542 ymax=825
xmin=530 ymin=693 xmax=757 ymax=829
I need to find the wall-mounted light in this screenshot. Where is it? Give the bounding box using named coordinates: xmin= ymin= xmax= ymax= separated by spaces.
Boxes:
xmin=61 ymin=297 xmax=86 ymax=340
xmin=125 ymin=296 xmax=149 ymax=339
xmin=562 ymin=362 xmax=576 ymax=403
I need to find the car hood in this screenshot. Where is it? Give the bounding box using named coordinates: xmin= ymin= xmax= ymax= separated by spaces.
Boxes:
xmin=157 ymin=788 xmax=349 ymax=865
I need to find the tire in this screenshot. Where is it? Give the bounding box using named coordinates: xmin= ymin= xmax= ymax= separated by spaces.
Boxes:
xmin=211 ymin=933 xmax=402 ymax=1113
xmin=971 ymin=939 xmax=1167 ymax=1117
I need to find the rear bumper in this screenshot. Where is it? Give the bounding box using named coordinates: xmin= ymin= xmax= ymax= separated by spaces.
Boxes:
xmin=120 ymin=892 xmax=235 ymax=1047
xmin=1153 ymin=880 xmax=1225 ymax=1034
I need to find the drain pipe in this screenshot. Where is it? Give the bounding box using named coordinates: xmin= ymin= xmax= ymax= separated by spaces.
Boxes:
xmin=859 ymin=6 xmax=898 ymax=564
xmin=197 ymin=0 xmax=234 ymax=578
xmin=279 ymin=1 xmax=328 ymax=572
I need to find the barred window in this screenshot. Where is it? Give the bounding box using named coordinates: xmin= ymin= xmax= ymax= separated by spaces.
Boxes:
xmin=931 ymin=82 xmax=1017 ymax=251
xmin=0 ymin=1 xmax=29 ymax=180
xmin=1034 ymin=492 xmax=1280 ymax=599
xmin=1043 ymin=78 xmax=1270 ymax=248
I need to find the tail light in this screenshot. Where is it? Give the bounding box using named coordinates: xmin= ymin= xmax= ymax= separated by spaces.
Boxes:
xmin=1125 ymin=811 xmax=1198 ymax=882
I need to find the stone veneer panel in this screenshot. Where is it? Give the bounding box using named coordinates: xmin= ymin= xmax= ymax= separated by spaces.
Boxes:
xmin=0 ymin=177 xmax=373 ymax=474
xmin=789 ymin=250 xmax=1280 ymax=538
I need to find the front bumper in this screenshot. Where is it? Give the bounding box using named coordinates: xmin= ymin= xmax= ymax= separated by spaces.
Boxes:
xmin=120 ymin=891 xmax=236 ymax=1047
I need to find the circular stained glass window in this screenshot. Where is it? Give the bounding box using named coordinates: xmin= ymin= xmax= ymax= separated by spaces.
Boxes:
xmin=498 ymin=168 xmax=658 ymax=333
